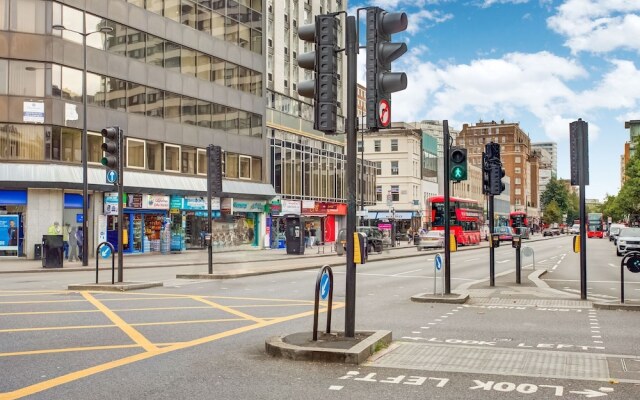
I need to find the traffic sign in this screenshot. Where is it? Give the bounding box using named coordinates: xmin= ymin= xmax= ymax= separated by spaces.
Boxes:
xmin=378 ymin=99 xmax=390 ymax=127
xmin=100 ymin=245 xmax=112 ymax=259
xmin=106 ymin=169 xmax=118 ymax=184
xmin=434 ymin=253 xmax=443 ymax=271
xmin=320 ymin=271 xmax=330 ymax=300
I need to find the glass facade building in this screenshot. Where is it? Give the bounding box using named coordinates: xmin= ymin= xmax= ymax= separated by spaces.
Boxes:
xmin=0 ymin=0 xmax=273 ymax=259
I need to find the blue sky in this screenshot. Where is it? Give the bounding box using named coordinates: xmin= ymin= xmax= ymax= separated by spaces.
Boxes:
xmin=351 ymin=0 xmax=640 ymax=200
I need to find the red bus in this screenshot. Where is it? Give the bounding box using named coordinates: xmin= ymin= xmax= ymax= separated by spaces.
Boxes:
xmin=587 ymin=213 xmax=604 ymax=238
xmin=428 ymin=196 xmax=482 ymax=246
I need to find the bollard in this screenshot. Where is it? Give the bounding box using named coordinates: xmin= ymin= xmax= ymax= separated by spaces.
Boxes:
xmin=512 ymin=235 xmax=521 ymax=284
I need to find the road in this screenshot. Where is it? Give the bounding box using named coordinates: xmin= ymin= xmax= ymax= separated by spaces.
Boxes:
xmin=1 ymin=235 xmax=638 ymax=399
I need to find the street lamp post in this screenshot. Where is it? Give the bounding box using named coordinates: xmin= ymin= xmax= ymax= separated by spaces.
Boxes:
xmin=53 ymin=18 xmax=112 ymax=266
xmin=359 ymin=115 xmax=366 ymax=226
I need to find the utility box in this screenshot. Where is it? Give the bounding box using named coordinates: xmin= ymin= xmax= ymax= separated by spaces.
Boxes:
xmin=284 ymin=214 xmax=305 ymax=255
xmin=512 ymin=235 xmax=521 ymax=249
xmin=42 ymin=235 xmax=64 ymax=268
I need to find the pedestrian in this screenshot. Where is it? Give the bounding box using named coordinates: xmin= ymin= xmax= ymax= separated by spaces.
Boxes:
xmin=68 ymin=226 xmax=78 ymax=262
xmin=407 ymin=228 xmax=413 ymax=245
xmin=63 ymin=223 xmax=70 ymax=260
xmin=304 ymin=226 xmax=310 ymax=248
xmin=75 ymin=227 xmax=84 ymax=261
xmin=309 ymin=224 xmax=317 ymax=248
xmin=47 ymin=221 xmax=62 ymax=235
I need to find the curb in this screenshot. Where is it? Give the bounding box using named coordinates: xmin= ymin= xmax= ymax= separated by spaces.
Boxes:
xmin=67 ymin=281 xmax=163 ymax=292
xmin=410 ymin=292 xmax=469 ymax=304
xmin=265 ymin=330 xmax=392 ymax=364
xmin=592 ymin=301 xmax=640 ymax=311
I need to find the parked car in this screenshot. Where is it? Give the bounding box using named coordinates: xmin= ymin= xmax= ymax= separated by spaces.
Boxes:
xmin=543 ymin=229 xmax=554 ymax=237
xmin=335 ymin=227 xmax=384 ymax=256
xmin=551 ymin=228 xmax=561 ymax=236
xmin=569 ymin=224 xmax=580 ymax=235
xmin=616 ymin=227 xmax=640 ymax=256
xmin=494 ymin=226 xmax=515 ymax=241
xmin=609 ymin=223 xmax=626 ymax=243
xmin=417 ymin=230 xmax=445 ymax=251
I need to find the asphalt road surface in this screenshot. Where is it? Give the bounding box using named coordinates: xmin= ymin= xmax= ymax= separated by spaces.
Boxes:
xmin=1 ymin=235 xmax=638 ymax=399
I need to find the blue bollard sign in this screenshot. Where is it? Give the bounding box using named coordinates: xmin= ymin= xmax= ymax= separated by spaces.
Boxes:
xmin=435 ymin=253 xmax=443 ymax=271
xmin=100 ymin=245 xmax=112 ymax=259
xmin=320 ymin=271 xmax=330 ymax=300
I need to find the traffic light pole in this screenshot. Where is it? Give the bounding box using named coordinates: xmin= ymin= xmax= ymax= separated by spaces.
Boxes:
xmin=489 ymin=194 xmax=495 ymax=287
xmin=207 ymin=145 xmax=213 ymax=275
xmin=443 ymin=121 xmax=451 ymax=294
xmin=117 ymin=127 xmax=124 ymax=283
xmin=577 ymin=121 xmax=588 ymax=300
xmin=345 ymin=15 xmax=358 ymax=338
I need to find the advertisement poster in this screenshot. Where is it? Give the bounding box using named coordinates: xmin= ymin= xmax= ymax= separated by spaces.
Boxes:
xmin=0 ymin=215 xmax=19 ymax=254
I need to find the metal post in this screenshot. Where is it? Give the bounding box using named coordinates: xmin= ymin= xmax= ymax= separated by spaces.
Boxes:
xmin=578 ymin=121 xmax=587 ymax=300
xmin=207 ymin=145 xmax=213 ymax=274
xmin=360 ymin=117 xmax=365 ymax=226
xmin=81 ymin=10 xmax=89 ymax=267
xmin=344 ymin=16 xmax=357 ymax=338
xmin=516 ymin=246 xmax=521 ymax=284
xmin=443 ymin=120 xmax=451 ymax=294
xmin=489 ymin=195 xmax=495 ymax=286
xmin=117 ymin=127 xmax=124 ymax=282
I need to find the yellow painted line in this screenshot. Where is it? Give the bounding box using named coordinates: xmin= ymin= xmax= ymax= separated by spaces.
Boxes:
xmin=0 ymin=344 xmax=142 ymax=358
xmin=0 ymin=324 xmax=115 ymax=334
xmin=81 ymin=292 xmax=157 ymax=353
xmin=0 ymin=306 xmax=212 ymax=317
xmin=92 ymin=291 xmax=317 ymax=304
xmin=190 ymin=296 xmax=265 ymax=323
xmin=231 ymin=303 xmax=317 ymax=308
xmin=0 ymin=290 xmax=67 ymax=294
xmin=0 ymin=296 xmax=178 ymax=305
xmin=131 ymin=318 xmax=246 ymax=327
xmin=0 ymin=293 xmax=70 ymax=297
xmin=0 ymin=304 xmax=343 ymax=399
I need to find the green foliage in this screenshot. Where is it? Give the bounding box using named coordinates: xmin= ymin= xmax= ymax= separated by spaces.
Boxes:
xmin=542 ymin=200 xmax=562 ymax=225
xmin=541 ymin=176 xmax=574 ymax=223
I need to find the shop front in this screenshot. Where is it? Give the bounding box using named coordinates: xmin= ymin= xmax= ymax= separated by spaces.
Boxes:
xmin=169 ymin=196 xmax=221 ymax=250
xmin=212 ymin=198 xmax=263 ymax=249
xmin=369 ymin=210 xmax=415 ymax=238
xmin=324 ymin=202 xmax=347 ymax=243
xmin=270 ymin=200 xmax=300 ymax=249
xmin=104 ymin=193 xmax=170 ymax=254
xmin=301 ymin=201 xmax=325 ymax=245
xmin=0 ymin=190 xmax=27 ymax=257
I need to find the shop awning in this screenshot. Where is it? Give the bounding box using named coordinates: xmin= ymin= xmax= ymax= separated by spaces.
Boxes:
xmin=0 ymin=163 xmax=277 ymax=200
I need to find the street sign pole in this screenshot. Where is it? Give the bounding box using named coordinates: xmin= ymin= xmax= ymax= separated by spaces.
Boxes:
xmin=489 ymin=194 xmax=495 ymax=286
xmin=571 ymin=119 xmax=589 ymax=300
xmin=116 ymin=127 xmax=124 ymax=283
xmin=443 ymin=120 xmax=451 ymax=294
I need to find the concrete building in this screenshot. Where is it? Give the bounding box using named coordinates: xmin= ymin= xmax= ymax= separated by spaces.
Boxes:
xmin=266 ymin=0 xmax=377 ymax=246
xmin=0 ymin=0 xmax=274 ymax=259
xmin=364 ymin=124 xmax=424 ymax=234
xmin=621 ymin=141 xmax=630 ymax=186
xmin=532 ymin=141 xmax=557 ymax=177
xmin=458 ymin=121 xmax=535 ymax=211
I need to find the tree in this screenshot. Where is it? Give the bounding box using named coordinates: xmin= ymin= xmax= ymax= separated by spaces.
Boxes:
xmin=542 ymin=200 xmax=562 ymax=225
xmin=613 ymin=135 xmax=640 ymax=217
xmin=566 ymin=192 xmax=579 ymax=224
xmin=602 ymin=194 xmax=625 ymax=223
xmin=541 ymin=176 xmax=571 ymax=222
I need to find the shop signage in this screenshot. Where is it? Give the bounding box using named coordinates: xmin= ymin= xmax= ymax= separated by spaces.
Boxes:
xmin=302 ymin=200 xmax=316 ymax=212
xmin=281 ymin=200 xmax=301 ymax=215
xmin=104 ymin=192 xmax=124 ymax=215
xmin=23 ymin=101 xmax=44 ymax=123
xmin=127 ymin=193 xmax=143 ymax=208
xmin=170 ymin=196 xmax=221 ymax=211
xmin=221 ymin=198 xmax=233 ymax=214
xmin=170 ymin=196 xmax=183 ymax=209
xmin=233 ymin=199 xmax=266 ymax=213
xmin=269 ymin=199 xmax=282 ymax=215
xmin=144 ymin=194 xmax=170 ymax=210
xmin=326 ymin=203 xmax=347 ymax=216
xmin=0 ymin=215 xmax=19 ymax=252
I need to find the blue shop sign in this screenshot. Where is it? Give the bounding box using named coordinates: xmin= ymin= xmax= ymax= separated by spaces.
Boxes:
xmin=0 ymin=190 xmax=27 ymax=206
xmin=169 ymin=196 xmax=183 ymax=209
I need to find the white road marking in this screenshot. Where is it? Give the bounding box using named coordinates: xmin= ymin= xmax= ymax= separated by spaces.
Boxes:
xmin=608 ymin=263 xmax=616 ymax=268
xmin=497 ymin=260 xmax=510 ymax=264
xmin=328 ymin=386 xmax=343 ymax=391
xmin=393 ymin=268 xmax=423 ymax=276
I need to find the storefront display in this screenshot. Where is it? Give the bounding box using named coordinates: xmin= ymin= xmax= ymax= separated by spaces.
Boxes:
xmin=0 ymin=190 xmax=27 ymax=257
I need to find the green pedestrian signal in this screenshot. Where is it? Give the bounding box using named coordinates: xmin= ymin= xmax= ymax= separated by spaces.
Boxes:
xmin=449 ymin=147 xmax=467 ymax=182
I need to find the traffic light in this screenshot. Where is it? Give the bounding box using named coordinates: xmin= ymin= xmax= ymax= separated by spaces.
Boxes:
xmin=366 ymin=7 xmax=408 ymax=130
xmin=449 ymin=147 xmax=467 ymax=182
xmin=101 ymin=127 xmax=120 ymax=169
xmin=482 ymin=152 xmax=490 ymax=195
xmin=489 ymin=163 xmax=506 ymax=195
xmin=298 ymin=15 xmax=339 ymax=134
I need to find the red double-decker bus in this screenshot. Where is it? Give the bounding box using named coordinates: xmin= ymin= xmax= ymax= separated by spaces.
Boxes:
xmin=428 ymin=196 xmax=482 ymax=246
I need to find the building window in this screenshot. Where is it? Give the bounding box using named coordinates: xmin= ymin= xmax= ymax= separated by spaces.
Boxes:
xmin=164 ymin=144 xmax=181 ymax=172
xmin=515 ymin=156 xmax=521 ymax=163
xmin=147 ymin=141 xmax=162 ymax=171
xmin=515 ymin=145 xmax=521 ymax=152
xmin=515 ymin=199 xmax=521 ymax=206
xmin=376 ymin=186 xmax=382 ymax=202
xmin=515 ymin=178 xmax=521 ymax=184
xmin=391 ymin=161 xmax=399 ymax=175
xmin=515 ymin=167 xmax=521 ymax=174
xmin=391 ymin=139 xmax=398 ymax=151
xmin=391 ymin=185 xmax=400 ymax=201
xmin=375 ymin=161 xmax=381 ymax=176
xmin=357 ymin=140 xmax=363 ymax=153
xmin=515 ymin=188 xmax=521 ymax=195
xmin=197 ymin=148 xmax=207 ymax=175
xmin=374 ymin=140 xmax=381 ymax=152
xmin=127 ymin=138 xmax=145 ymax=169
xmin=239 ymin=155 xmax=251 ymax=179
xmin=87 ymin=132 xmax=102 ymax=164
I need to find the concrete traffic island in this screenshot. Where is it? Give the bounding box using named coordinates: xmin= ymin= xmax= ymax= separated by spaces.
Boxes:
xmin=266 ymin=330 xmax=392 ymax=364
xmin=592 ymin=300 xmax=640 ymax=311
xmin=410 ymin=292 xmax=469 ymax=304
xmin=67 ymin=282 xmax=163 ymax=292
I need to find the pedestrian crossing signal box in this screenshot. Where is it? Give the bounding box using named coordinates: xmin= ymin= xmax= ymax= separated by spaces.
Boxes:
xmin=572 ymin=235 xmax=580 ymax=253
xmin=450 ymin=233 xmax=457 ymax=252
xmin=512 ymin=235 xmax=521 ymax=249
xmin=354 ymin=232 xmax=366 ymax=264
xmin=490 ymin=233 xmax=501 ymax=248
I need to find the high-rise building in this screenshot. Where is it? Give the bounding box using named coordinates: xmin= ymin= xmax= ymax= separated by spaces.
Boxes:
xmin=0 ymin=0 xmax=274 ymax=259
xmin=532 ymin=142 xmax=557 ymax=178
xmin=265 ymin=0 xmax=377 ymax=245
xmin=457 ymin=121 xmax=535 ymax=210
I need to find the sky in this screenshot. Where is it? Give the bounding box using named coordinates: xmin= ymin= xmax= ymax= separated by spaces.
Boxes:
xmin=350 ymin=0 xmax=640 ymax=201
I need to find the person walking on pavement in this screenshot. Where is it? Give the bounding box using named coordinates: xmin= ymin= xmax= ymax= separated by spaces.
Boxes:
xmin=75 ymin=227 xmax=84 ymax=261
xmin=309 ymin=224 xmax=317 ymax=248
xmin=63 ymin=223 xmax=70 ymax=260
xmin=47 ymin=221 xmax=62 ymax=235
xmin=68 ymin=226 xmax=79 ymax=262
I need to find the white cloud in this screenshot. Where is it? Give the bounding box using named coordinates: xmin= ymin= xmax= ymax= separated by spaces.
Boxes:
xmin=547 ymin=0 xmax=640 ymax=54
xmin=479 ymin=0 xmax=530 ymax=8
xmin=406 ymin=9 xmax=454 ymax=35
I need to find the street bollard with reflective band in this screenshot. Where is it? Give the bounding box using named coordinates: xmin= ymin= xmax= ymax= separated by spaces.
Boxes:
xmin=512 ymin=235 xmax=521 ymax=284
